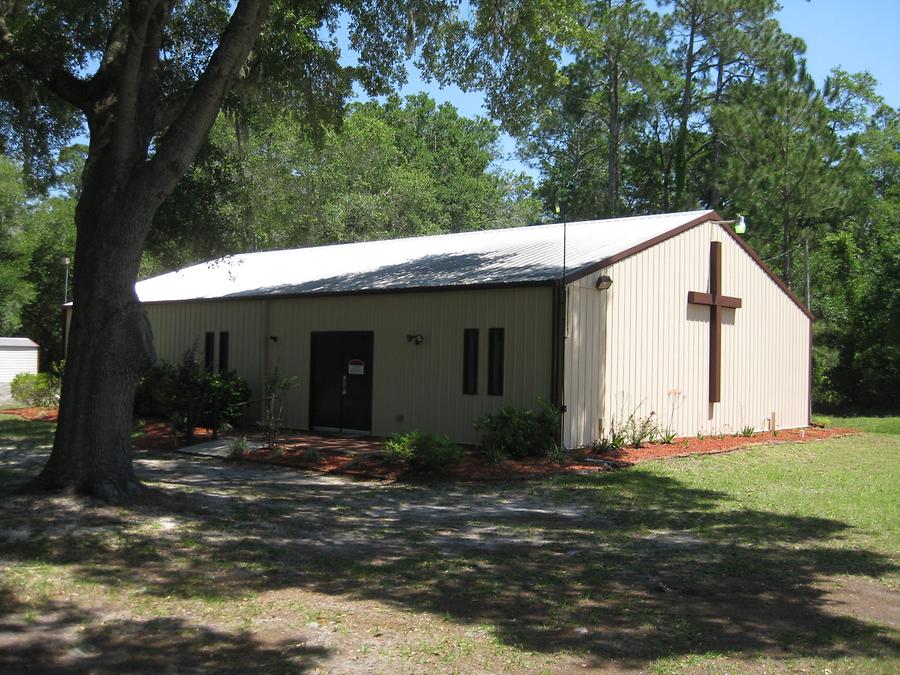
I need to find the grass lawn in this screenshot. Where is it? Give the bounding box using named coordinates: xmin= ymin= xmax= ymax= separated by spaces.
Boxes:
xmin=0 ymin=413 xmax=897 ymax=673
xmin=816 ymin=414 xmax=900 ymax=436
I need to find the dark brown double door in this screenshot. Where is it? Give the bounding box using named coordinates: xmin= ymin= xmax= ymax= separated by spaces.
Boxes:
xmin=309 ymin=331 xmax=374 ymax=433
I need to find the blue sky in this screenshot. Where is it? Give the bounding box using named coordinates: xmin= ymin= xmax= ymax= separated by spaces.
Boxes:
xmin=359 ymin=0 xmax=900 ymax=178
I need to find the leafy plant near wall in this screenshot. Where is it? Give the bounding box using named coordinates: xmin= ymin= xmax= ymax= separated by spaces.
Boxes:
xmin=475 ymin=397 xmax=560 ymax=461
xmin=593 ymin=422 xmax=627 ymax=453
xmin=624 ymin=412 xmax=657 ymax=449
xmin=205 ymin=371 xmax=252 ymax=439
xmin=259 ymin=369 xmax=300 ymax=451
xmin=385 ymin=431 xmax=464 ymax=473
xmin=135 ymin=346 xmax=250 ymax=442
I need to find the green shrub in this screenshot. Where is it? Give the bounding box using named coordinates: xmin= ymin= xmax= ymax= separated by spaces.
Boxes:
xmin=592 ymin=423 xmax=626 ymax=453
xmin=475 ymin=397 xmax=560 ymax=460
xmin=385 ymin=431 xmax=417 ymax=464
xmin=135 ymin=346 xmax=250 ymax=442
xmin=10 ymin=371 xmax=60 ymax=407
xmin=227 ymin=436 xmax=250 ymax=459
xmin=205 ymin=370 xmax=251 ymax=437
xmin=385 ymin=431 xmax=464 ymax=473
xmin=547 ymin=443 xmax=567 ymax=465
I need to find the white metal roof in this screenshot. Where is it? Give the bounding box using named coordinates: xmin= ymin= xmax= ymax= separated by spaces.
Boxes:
xmin=0 ymin=337 xmax=38 ymax=348
xmin=136 ymin=210 xmax=715 ymax=302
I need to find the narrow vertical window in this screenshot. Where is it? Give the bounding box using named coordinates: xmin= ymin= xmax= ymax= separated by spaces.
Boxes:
xmin=218 ymin=331 xmax=229 ymax=372
xmin=204 ymin=332 xmax=215 ymax=372
xmin=488 ymin=327 xmax=504 ymax=396
xmin=463 ymin=328 xmax=478 ymax=395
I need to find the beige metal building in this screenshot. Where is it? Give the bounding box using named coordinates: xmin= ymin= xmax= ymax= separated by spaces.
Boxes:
xmin=134 ymin=210 xmax=812 ymax=447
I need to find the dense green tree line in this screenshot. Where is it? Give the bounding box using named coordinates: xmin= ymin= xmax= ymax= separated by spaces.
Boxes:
xmin=144 ymin=93 xmax=540 ymax=275
xmin=512 ymin=0 xmax=898 ymax=412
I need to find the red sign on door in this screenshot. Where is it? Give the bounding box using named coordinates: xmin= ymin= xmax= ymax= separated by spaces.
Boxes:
xmin=348 ymin=358 xmax=365 ymax=375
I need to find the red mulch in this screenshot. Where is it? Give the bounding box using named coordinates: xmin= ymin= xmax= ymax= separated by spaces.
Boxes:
xmin=130 ymin=421 xmax=219 ymax=450
xmin=593 ymin=426 xmax=858 ymax=465
xmin=1 ymin=406 xmax=58 ymax=422
xmin=233 ymin=426 xmax=858 ymax=481
xmin=2 ymin=407 xmax=860 ymax=481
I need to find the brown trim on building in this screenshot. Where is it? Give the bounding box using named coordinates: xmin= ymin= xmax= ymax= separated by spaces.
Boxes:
xmin=563 ymin=211 xmax=722 ymax=284
xmin=550 ymin=281 xmax=562 ymax=408
xmin=565 ymin=212 xmax=814 ymax=321
xmin=549 ymin=280 xmax=566 ymax=446
xmin=809 ymin=323 xmax=814 ymax=424
xmin=718 ymin=223 xmax=814 ymax=320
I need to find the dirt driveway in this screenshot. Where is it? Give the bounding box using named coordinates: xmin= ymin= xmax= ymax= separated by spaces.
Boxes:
xmin=1 ymin=438 xmax=897 ymax=673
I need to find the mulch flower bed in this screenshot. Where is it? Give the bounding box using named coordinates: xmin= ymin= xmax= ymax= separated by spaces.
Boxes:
xmin=592 ymin=426 xmax=858 ymax=466
xmin=233 ymin=425 xmax=858 ymax=481
xmin=1 ymin=406 xmax=59 ymax=422
xmin=1 ymin=406 xmax=858 ymax=481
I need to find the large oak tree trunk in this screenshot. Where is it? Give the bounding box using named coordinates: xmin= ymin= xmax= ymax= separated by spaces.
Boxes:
xmin=32 ymin=0 xmax=271 ymax=502
xmin=37 ymin=165 xmax=157 ymax=500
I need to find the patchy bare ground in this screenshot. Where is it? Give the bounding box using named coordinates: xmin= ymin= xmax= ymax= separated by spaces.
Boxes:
xmin=0 ymin=434 xmax=898 ymax=673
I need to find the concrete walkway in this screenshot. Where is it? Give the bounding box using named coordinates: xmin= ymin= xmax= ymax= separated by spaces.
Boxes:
xmin=176 ymin=430 xmax=385 ymax=460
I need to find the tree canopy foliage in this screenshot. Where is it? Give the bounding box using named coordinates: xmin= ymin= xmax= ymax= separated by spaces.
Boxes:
xmin=511 ymin=0 xmax=898 ymax=412
xmin=144 ymin=93 xmax=540 ymax=274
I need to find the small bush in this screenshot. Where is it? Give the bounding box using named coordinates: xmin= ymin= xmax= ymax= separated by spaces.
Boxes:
xmin=547 ymin=444 xmax=567 ymax=465
xmin=259 ymin=368 xmax=300 ymax=450
xmin=385 ymin=431 xmax=464 ymax=472
xmin=227 ymin=436 xmax=249 ymax=459
xmin=135 ymin=346 xmax=250 ymax=442
xmin=205 ymin=370 xmax=251 ymax=437
xmin=624 ymin=412 xmax=657 ymax=448
xmin=738 ymin=425 xmax=755 ymax=437
xmin=475 ymin=397 xmax=560 ymax=460
xmin=592 ymin=423 xmax=626 ymax=453
xmin=659 ymin=429 xmax=677 ymax=444
xmin=10 ymin=371 xmax=60 ymax=408
xmin=385 ymin=431 xmax=416 ymax=464
xmin=301 ymin=447 xmax=321 ymax=463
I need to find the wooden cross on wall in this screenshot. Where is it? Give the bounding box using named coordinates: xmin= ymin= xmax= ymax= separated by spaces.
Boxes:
xmin=688 ymin=241 xmax=742 ymax=403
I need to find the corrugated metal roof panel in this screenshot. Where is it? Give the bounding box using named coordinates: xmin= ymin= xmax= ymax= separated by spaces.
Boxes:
xmin=0 ymin=337 xmax=39 ymax=348
xmin=136 ymin=210 xmax=715 ymax=302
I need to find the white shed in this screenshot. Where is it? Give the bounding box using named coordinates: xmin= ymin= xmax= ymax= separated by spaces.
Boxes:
xmin=124 ymin=209 xmax=811 ymax=447
xmin=0 ymin=337 xmax=39 ymax=403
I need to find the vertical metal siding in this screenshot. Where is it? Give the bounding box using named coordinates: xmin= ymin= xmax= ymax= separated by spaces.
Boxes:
xmin=145 ymin=286 xmax=553 ymax=445
xmin=143 ymin=300 xmax=268 ymax=407
xmin=598 ymin=221 xmax=810 ymax=439
xmin=0 ymin=347 xmax=39 ymax=399
xmin=562 ymin=278 xmax=608 ymax=448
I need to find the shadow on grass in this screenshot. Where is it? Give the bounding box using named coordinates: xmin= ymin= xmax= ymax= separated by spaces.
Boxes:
xmin=1 ymin=441 xmax=897 ymax=669
xmin=0 ymin=583 xmax=328 ymax=673
xmin=0 ymin=415 xmax=56 ymax=450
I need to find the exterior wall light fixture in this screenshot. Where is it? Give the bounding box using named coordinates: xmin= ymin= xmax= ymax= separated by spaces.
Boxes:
xmin=406 ymin=334 xmax=424 ymax=345
xmin=595 ymin=275 xmax=613 ymax=290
